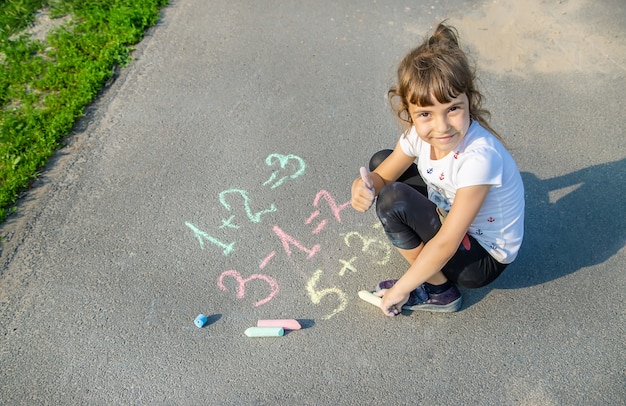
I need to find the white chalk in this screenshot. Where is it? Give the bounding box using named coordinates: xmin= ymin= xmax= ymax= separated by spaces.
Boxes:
xmin=245 ymin=327 xmax=284 ymax=337
xmin=358 ymin=290 xmax=382 ymax=307
xmin=257 ymin=319 xmax=301 ymax=330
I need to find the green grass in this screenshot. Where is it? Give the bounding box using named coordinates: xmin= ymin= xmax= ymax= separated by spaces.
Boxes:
xmin=0 ymin=0 xmax=169 ymax=223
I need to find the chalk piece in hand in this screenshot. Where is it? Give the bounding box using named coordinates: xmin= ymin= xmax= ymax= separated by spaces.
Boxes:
xmin=359 ymin=290 xmax=415 ymax=311
xmin=194 ymin=314 xmax=208 ymax=328
xmin=358 ymin=290 xmax=382 ymax=307
xmin=245 ymin=326 xmax=285 ymax=337
xmin=359 ymin=166 xmax=374 ymax=189
xmin=257 ymin=319 xmax=301 ymax=330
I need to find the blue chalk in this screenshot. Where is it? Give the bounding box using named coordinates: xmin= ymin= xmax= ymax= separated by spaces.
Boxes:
xmin=194 ymin=314 xmax=208 ymax=328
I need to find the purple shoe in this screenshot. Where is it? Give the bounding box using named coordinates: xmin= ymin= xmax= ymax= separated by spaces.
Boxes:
xmin=375 ymin=279 xmax=462 ymax=312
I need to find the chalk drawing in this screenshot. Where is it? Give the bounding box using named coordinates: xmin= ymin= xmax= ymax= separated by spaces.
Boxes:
xmin=263 ymin=154 xmax=306 ymax=189
xmin=272 ymin=225 xmax=321 ymax=259
xmin=304 ymin=190 xmax=350 ymax=234
xmin=305 ymin=210 xmax=327 ymax=234
xmin=344 ymin=231 xmax=391 ymax=265
xmin=184 ymin=152 xmax=396 ymax=319
xmin=259 ymin=251 xmax=276 ymax=269
xmin=313 ymin=190 xmax=351 ymax=222
xmin=219 ymin=188 xmax=277 ymax=225
xmin=218 ymin=270 xmax=279 ymax=307
xmin=185 ymin=221 xmax=235 ymax=256
xmin=306 ymin=269 xmax=347 ymax=320
xmin=338 ymin=256 xmax=358 ymax=276
xmin=219 ymin=215 xmax=239 ymax=229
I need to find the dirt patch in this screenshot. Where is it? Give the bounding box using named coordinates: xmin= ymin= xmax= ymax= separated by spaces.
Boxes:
xmin=450 ymin=0 xmax=626 ymax=76
xmin=11 ymin=7 xmax=72 ymax=42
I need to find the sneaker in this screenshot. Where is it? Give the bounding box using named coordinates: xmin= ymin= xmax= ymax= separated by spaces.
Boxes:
xmin=375 ymin=279 xmax=462 ymax=312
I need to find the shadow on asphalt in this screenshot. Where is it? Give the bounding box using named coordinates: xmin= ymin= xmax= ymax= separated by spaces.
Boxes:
xmin=282 ymin=319 xmax=315 ymax=336
xmin=462 ymin=158 xmax=626 ymax=307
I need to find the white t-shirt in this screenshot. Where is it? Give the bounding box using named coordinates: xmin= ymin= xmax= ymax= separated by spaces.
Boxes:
xmin=399 ymin=120 xmax=525 ymax=264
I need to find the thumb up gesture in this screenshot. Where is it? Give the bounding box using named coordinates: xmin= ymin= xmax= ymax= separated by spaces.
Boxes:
xmin=351 ymin=167 xmax=376 ymax=212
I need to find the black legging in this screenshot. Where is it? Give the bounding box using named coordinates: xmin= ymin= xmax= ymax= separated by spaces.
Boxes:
xmin=370 ymin=150 xmax=507 ymax=288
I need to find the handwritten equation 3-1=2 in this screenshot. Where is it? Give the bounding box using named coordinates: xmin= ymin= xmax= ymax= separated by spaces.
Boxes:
xmin=184 ymin=153 xmax=393 ymax=319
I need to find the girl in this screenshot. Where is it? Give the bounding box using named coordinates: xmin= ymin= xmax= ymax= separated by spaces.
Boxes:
xmin=351 ymin=22 xmax=524 ymax=317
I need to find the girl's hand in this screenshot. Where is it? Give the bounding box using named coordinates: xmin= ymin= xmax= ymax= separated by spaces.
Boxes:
xmin=375 ymin=288 xmax=409 ymax=317
xmin=351 ymin=167 xmax=375 ymax=212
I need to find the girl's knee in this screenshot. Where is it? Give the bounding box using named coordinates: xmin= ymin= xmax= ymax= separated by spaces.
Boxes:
xmin=376 ymin=182 xmax=422 ymax=213
xmin=369 ymin=150 xmax=393 ymax=171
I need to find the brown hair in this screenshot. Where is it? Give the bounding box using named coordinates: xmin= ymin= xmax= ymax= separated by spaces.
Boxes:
xmin=388 ymin=22 xmax=502 ymax=140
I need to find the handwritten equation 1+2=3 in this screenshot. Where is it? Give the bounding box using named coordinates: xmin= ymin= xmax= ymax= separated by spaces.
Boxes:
xmin=184 ymin=153 xmax=392 ymax=319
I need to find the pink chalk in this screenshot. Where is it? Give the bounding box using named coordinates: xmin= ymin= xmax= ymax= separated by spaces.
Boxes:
xmin=360 ymin=166 xmax=374 ymax=189
xmin=257 ymin=319 xmax=302 ymax=330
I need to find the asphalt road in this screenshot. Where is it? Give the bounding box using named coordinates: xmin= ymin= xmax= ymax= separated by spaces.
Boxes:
xmin=1 ymin=0 xmax=625 ymax=404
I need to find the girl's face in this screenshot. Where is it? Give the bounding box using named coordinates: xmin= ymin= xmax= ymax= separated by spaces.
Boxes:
xmin=408 ymin=93 xmax=471 ymax=160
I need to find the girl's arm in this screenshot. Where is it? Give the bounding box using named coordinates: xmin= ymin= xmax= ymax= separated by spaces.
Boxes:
xmin=379 ymin=184 xmax=492 ymax=315
xmin=351 ymin=140 xmax=416 ymax=212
